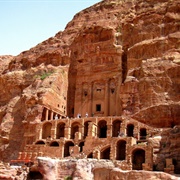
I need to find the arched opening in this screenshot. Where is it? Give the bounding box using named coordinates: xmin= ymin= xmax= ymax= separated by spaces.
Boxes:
xmin=84 ymin=121 xmax=91 ymax=138
xmin=140 ymin=128 xmax=147 ymax=140
xmin=27 ymin=171 xmax=43 ymax=180
xmin=173 ymin=159 xmax=180 ymax=174
xmin=127 ymin=124 xmax=134 ymax=137
xmin=56 ymin=123 xmax=65 ymax=139
xmin=50 ymin=141 xmax=59 ymax=147
xmin=42 ymin=122 xmax=52 ymax=139
xmin=101 ymin=147 xmax=110 ymax=159
xmin=87 ymin=152 xmax=93 ymax=158
xmin=41 ymin=108 xmax=46 ymax=121
xmin=98 ymin=120 xmax=107 ymax=138
xmin=64 ymin=141 xmax=74 ymax=157
xmin=112 ymin=120 xmax=122 ymax=137
xmin=116 ymin=140 xmax=126 ymax=160
xmin=79 ymin=141 xmax=84 ymax=152
xmin=132 ymin=149 xmax=145 ymax=170
xmin=71 ymin=122 xmax=80 ymax=139
xmin=35 ymin=140 xmax=45 ymax=145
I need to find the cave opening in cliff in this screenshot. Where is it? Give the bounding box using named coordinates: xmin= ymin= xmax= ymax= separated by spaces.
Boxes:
xmin=112 ymin=120 xmax=122 ymax=137
xmin=64 ymin=141 xmax=74 ymax=157
xmin=127 ymin=124 xmax=134 ymax=137
xmin=101 ymin=147 xmax=110 ymax=159
xmin=132 ymin=149 xmax=145 ymax=170
xmin=116 ymin=140 xmax=126 ymax=160
xmin=122 ymin=48 xmax=128 ymax=83
xmin=98 ymin=120 xmax=107 ymax=138
xmin=56 ymin=122 xmax=65 ymax=139
xmin=27 ymin=171 xmax=43 ymax=180
xmin=140 ymin=128 xmax=147 ymax=140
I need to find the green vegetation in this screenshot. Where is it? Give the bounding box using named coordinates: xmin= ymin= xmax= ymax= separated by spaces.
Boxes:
xmin=34 ymin=70 xmax=54 ymax=80
xmin=64 ymin=176 xmax=72 ymax=180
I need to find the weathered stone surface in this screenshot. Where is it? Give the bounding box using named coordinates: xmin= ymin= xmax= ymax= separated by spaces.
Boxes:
xmin=0 ymin=0 xmax=180 ymax=179
xmin=30 ymin=158 xmax=179 ymax=180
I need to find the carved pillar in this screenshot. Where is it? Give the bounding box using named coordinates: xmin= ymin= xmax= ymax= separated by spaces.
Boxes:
xmin=51 ymin=122 xmax=56 ymax=139
xmin=65 ymin=125 xmax=71 ymax=139
xmin=50 ymin=111 xmax=54 ymax=120
xmin=133 ymin=126 xmax=139 ymax=140
xmin=45 ymin=109 xmax=49 ymax=121
xmin=105 ymin=81 xmax=109 ymax=116
xmin=91 ymin=82 xmax=94 ymax=117
xmin=36 ymin=124 xmax=42 ymax=140
xmin=120 ymin=122 xmax=126 ymax=136
xmin=81 ymin=118 xmax=84 ymax=138
xmin=89 ymin=82 xmax=93 ymax=116
xmin=107 ymin=119 xmax=112 ymax=137
xmin=59 ymin=140 xmax=65 ymax=158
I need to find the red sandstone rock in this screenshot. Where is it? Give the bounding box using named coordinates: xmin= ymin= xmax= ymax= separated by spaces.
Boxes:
xmin=0 ymin=0 xmax=180 ymax=179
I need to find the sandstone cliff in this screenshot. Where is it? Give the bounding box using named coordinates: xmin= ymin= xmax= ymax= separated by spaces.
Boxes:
xmin=0 ymin=0 xmax=179 ymax=178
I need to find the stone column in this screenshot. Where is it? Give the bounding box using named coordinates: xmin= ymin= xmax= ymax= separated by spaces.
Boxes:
xmin=105 ymin=81 xmax=109 ymax=116
xmin=45 ymin=109 xmax=49 ymax=121
xmin=89 ymin=82 xmax=93 ymax=116
xmin=50 ymin=111 xmax=54 ymax=120
xmin=107 ymin=120 xmax=112 ymax=137
xmin=51 ymin=122 xmax=56 ymax=139
xmin=65 ymin=126 xmax=71 ymax=139
xmin=81 ymin=118 xmax=84 ymax=138
xmin=59 ymin=141 xmax=64 ymax=158
xmin=120 ymin=122 xmax=126 ymax=136
xmin=133 ymin=126 xmax=139 ymax=140
xmin=36 ymin=124 xmax=42 ymax=140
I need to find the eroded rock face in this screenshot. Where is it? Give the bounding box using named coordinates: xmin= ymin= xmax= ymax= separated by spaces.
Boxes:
xmin=31 ymin=158 xmax=179 ymax=180
xmin=0 ymin=0 xmax=179 ymax=178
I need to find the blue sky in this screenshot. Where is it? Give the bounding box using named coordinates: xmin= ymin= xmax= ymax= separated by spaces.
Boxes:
xmin=0 ymin=0 xmax=101 ymax=56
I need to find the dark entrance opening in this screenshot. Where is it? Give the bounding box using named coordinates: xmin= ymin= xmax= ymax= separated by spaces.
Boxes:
xmin=50 ymin=141 xmax=59 ymax=147
xmin=41 ymin=108 xmax=46 ymax=121
xmin=112 ymin=120 xmax=121 ymax=137
xmin=56 ymin=123 xmax=65 ymax=139
xmin=140 ymin=128 xmax=147 ymax=140
xmin=87 ymin=152 xmax=93 ymax=158
xmin=132 ymin=149 xmax=145 ymax=170
xmin=27 ymin=171 xmax=43 ymax=180
xmin=122 ymin=46 xmax=128 ymax=83
xmin=173 ymin=159 xmax=180 ymax=174
xmin=84 ymin=121 xmax=91 ymax=138
xmin=96 ymin=104 xmax=101 ymax=112
xmin=64 ymin=141 xmax=74 ymax=157
xmin=116 ymin=140 xmax=126 ymax=160
xmin=42 ymin=122 xmax=52 ymax=139
xmin=127 ymin=124 xmax=134 ymax=137
xmin=79 ymin=141 xmax=84 ymax=152
xmin=71 ymin=123 xmax=79 ymax=139
xmin=101 ymin=147 xmax=110 ymax=159
xmin=35 ymin=141 xmax=45 ymax=145
xmin=98 ymin=120 xmax=107 ymax=138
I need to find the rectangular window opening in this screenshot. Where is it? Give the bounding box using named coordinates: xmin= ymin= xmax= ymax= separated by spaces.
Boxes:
xmin=96 ymin=104 xmax=101 ymax=112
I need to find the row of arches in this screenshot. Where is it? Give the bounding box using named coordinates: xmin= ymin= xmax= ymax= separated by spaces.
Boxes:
xmin=35 ymin=139 xmax=145 ymax=170
xmin=42 ymin=120 xmax=147 ymax=140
